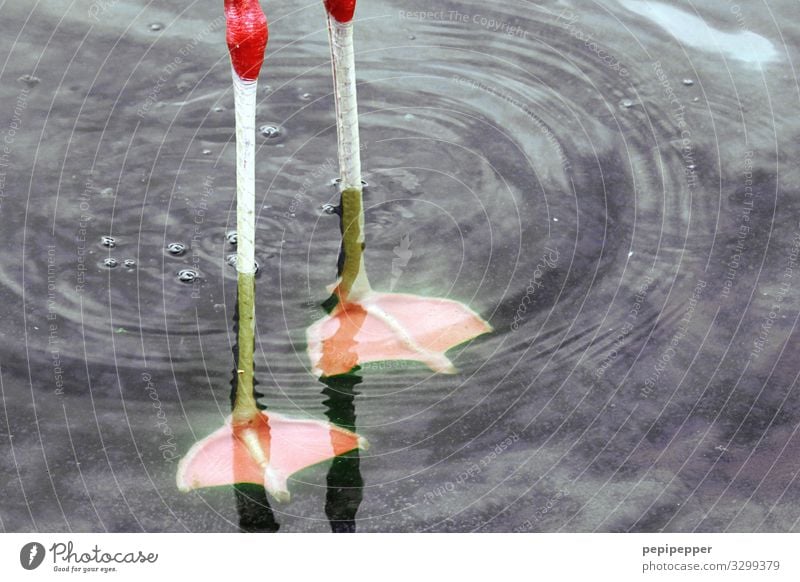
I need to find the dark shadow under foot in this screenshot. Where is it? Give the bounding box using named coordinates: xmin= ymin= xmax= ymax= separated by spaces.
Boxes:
xmin=234 ymin=484 xmax=280 ymax=533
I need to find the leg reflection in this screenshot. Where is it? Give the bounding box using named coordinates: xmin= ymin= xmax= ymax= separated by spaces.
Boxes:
xmin=233 ymin=483 xmax=280 ymax=533
xmin=321 ymin=372 xmax=364 ymax=533
xmin=230 ymin=292 xmax=280 ymax=533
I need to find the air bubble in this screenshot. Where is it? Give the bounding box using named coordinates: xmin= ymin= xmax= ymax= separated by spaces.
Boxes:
xmin=213 ymin=106 xmax=225 ymax=113
xmin=167 ymin=242 xmax=186 ymax=256
xmin=408 ymin=34 xmax=416 ymax=40
xmin=123 ymin=259 xmax=136 ymax=268
xmin=620 ymin=99 xmax=634 ymax=109
xmin=101 ymin=236 xmax=116 ymax=248
xmin=103 ymin=257 xmax=119 ymax=268
xmin=226 ymin=255 xmax=259 ymax=273
xmin=202 ymin=149 xmax=212 ymax=155
xmin=299 ymin=92 xmax=312 ymax=101
xmin=259 ymin=125 xmax=282 ymax=139
xmin=18 ymin=74 xmax=40 ymax=88
xmin=178 ymin=269 xmax=199 ymax=283
xmin=322 ymin=203 xmax=340 ymax=215
xmin=332 ymin=177 xmax=369 ymax=189
xmin=226 ymin=231 xmax=237 ymax=245
xmin=682 ymin=78 xmax=695 ymax=86
xmin=149 ymin=23 xmax=164 ymax=31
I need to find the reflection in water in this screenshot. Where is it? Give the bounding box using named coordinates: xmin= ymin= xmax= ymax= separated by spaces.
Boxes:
xmin=227 ymin=291 xmax=365 ymax=533
xmin=230 ymin=294 xmax=280 ymax=533
xmin=322 ymin=372 xmax=364 ymax=533
xmin=619 ymin=0 xmax=779 ymax=65
xmin=234 ymin=483 xmax=280 ymax=533
xmin=4 ymin=0 xmax=798 ymax=533
xmin=318 ymin=188 xmax=367 ymax=533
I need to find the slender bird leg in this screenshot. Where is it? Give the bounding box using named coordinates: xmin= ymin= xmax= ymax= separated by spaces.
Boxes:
xmin=177 ymin=1 xmax=367 ymax=503
xmin=326 ymin=7 xmax=371 ymax=302
xmin=224 ymin=0 xmax=268 ymax=424
xmin=307 ymin=0 xmax=492 ymax=378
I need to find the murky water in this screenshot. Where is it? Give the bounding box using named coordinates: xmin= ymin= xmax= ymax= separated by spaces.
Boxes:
xmin=1 ymin=0 xmax=799 ymax=532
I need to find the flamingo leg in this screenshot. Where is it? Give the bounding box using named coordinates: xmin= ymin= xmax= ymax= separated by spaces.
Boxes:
xmin=310 ymin=0 xmax=492 ymax=378
xmin=177 ymin=1 xmax=368 ymax=503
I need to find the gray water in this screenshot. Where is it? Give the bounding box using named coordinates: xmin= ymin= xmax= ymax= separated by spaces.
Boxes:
xmin=1 ymin=0 xmax=799 ymax=532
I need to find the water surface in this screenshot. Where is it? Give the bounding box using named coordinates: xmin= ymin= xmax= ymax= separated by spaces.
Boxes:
xmin=1 ymin=0 xmax=799 ymax=532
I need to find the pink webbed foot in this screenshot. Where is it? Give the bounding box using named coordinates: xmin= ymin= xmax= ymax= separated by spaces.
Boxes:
xmin=306 ymin=291 xmax=492 ymax=377
xmin=176 ymin=411 xmax=367 ymax=502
